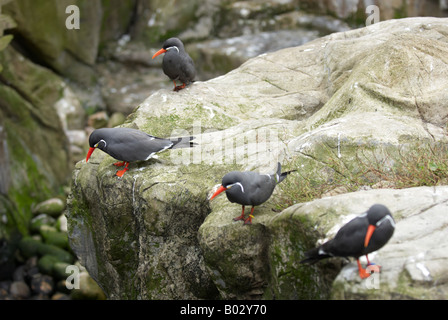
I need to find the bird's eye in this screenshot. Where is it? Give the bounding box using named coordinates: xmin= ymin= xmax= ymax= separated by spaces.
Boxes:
xmin=227 ymin=182 xmax=244 ymax=193
xmin=94 ymin=139 xmax=107 ymax=148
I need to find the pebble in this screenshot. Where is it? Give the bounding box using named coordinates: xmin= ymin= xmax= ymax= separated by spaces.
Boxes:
xmin=1 ymin=197 xmax=106 ymax=300
xmin=30 ymin=274 xmax=54 ymax=295
xmin=10 ymin=281 xmax=31 ymax=299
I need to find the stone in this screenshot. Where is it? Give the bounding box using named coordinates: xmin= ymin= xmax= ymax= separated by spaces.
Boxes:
xmin=67 ymin=17 xmax=448 ymax=300
xmin=33 ymin=198 xmax=66 ymax=218
xmin=3 ymin=0 xmax=101 ymax=83
xmin=39 ymin=225 xmax=69 ymax=249
xmin=30 ymin=273 xmax=54 ymax=296
xmin=37 ymin=255 xmax=60 ymax=275
xmin=10 ymin=281 xmax=30 ymax=299
xmin=30 ymin=214 xmax=56 ymax=234
xmin=51 ymin=292 xmax=71 ymax=300
xmin=87 ymin=111 xmax=109 ymax=129
xmin=19 ymin=236 xmax=73 ymax=263
xmin=107 ymin=112 xmax=126 ymax=128
xmin=0 ymin=45 xmax=71 ymax=237
xmin=69 ymin=270 xmax=106 ymax=300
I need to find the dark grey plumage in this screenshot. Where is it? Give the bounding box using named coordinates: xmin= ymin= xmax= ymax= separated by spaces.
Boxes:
xmin=152 ymin=37 xmax=196 ymax=91
xmin=86 ymin=127 xmax=194 ymax=177
xmin=300 ymin=204 xmax=395 ymax=279
xmin=210 ymin=162 xmax=295 ymax=224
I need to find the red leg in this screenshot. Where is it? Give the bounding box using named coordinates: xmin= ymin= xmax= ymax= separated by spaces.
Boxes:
xmin=233 ymin=206 xmax=245 ymax=221
xmin=114 ymin=161 xmax=126 ymax=167
xmin=244 ymin=206 xmax=255 ymax=225
xmin=365 ymin=255 xmax=381 ymax=273
xmin=357 ymin=259 xmax=371 ymax=279
xmin=116 ymin=162 xmax=129 ymax=177
xmin=174 ymin=83 xmax=186 ymax=92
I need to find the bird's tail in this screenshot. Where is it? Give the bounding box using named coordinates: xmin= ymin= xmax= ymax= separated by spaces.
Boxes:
xmin=299 ymin=247 xmax=331 ymax=265
xmin=275 ymin=162 xmax=297 ymax=184
xmin=170 ymin=136 xmax=197 ymax=149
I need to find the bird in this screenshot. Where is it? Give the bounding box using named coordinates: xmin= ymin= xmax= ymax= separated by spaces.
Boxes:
xmin=85 ymin=127 xmax=195 ymax=177
xmin=152 ymin=37 xmax=196 ymax=92
xmin=300 ymin=204 xmax=395 ymax=279
xmin=209 ymin=163 xmax=295 ymax=225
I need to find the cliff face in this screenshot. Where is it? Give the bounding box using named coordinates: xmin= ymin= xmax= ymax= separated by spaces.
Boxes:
xmin=67 ymin=17 xmax=448 ymax=299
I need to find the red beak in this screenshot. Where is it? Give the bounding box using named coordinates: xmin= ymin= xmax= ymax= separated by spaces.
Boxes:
xmin=210 ymin=185 xmax=227 ymax=200
xmin=152 ymin=48 xmax=167 ymax=59
xmin=86 ymin=147 xmax=95 ymax=162
xmin=364 ymin=224 xmax=376 ymax=247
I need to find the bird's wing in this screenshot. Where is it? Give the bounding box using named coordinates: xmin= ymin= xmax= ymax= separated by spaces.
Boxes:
xmin=324 ymin=216 xmax=368 ymax=257
xmin=107 ymin=129 xmax=173 ymax=162
xmin=179 ymin=55 xmax=196 ymax=83
xmin=245 ymin=172 xmax=276 ymax=205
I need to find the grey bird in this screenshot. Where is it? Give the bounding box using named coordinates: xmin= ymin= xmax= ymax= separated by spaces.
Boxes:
xmin=86 ymin=127 xmax=195 ymax=177
xmin=300 ymin=204 xmax=395 ymax=279
xmin=152 ymin=37 xmax=196 ymax=91
xmin=210 ymin=163 xmax=295 ymax=224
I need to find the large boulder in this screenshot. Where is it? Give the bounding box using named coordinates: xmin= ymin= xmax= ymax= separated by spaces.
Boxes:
xmin=0 ymin=45 xmax=71 ymax=237
xmin=67 ymin=17 xmax=448 ymax=299
xmin=2 ymin=0 xmax=136 ymax=84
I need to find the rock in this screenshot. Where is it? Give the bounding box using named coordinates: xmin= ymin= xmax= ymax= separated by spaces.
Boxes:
xmin=30 ymin=214 xmax=56 ymax=234
xmin=3 ymin=0 xmax=101 ymax=84
xmin=297 ymin=0 xmax=448 ymax=21
xmin=37 ymin=255 xmax=60 ymax=275
xmin=108 ymin=112 xmax=126 ymax=128
xmin=51 ymin=292 xmax=71 ymax=300
xmin=33 ymin=198 xmax=66 ymax=218
xmin=57 ymin=214 xmax=68 ymax=233
xmin=30 ymin=273 xmax=54 ymax=296
xmin=192 ymin=29 xmax=320 ymax=79
xmin=10 ymin=281 xmax=30 ymax=299
xmin=55 ymin=86 xmax=86 ymax=131
xmin=275 ymin=186 xmax=448 ymax=299
xmin=0 ymin=280 xmax=11 ymax=299
xmin=18 ymin=237 xmax=73 ymax=263
xmin=39 ymin=225 xmax=69 ymax=249
xmin=0 ymin=45 xmax=71 ymax=237
xmin=69 ymin=270 xmax=106 ymax=300
xmin=67 ymin=17 xmax=448 ymax=299
xmin=87 ymin=111 xmax=109 ymax=129
xmin=52 ymin=262 xmax=72 ymax=280
xmin=12 ymin=265 xmax=26 ymax=282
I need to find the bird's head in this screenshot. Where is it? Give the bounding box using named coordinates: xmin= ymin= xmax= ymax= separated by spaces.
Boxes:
xmin=86 ymin=130 xmax=107 ymax=162
xmin=364 ymin=204 xmax=395 ymax=247
xmin=152 ymin=37 xmax=184 ymax=59
xmin=209 ymin=172 xmax=245 ymax=200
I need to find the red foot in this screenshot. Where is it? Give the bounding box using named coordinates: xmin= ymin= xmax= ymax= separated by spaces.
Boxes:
xmin=114 ymin=161 xmax=126 ymax=167
xmin=173 ymin=83 xmax=186 ymax=92
xmin=115 ymin=162 xmax=129 ymax=177
xmin=233 ymin=206 xmax=245 ymax=221
xmin=243 ymin=207 xmax=255 ymax=225
xmin=357 ymin=259 xmax=381 ymax=279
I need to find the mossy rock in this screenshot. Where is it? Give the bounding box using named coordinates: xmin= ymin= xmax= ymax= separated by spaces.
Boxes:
xmin=39 ymin=225 xmax=69 ymax=249
xmin=33 ymin=198 xmax=66 ymax=218
xmin=18 ymin=236 xmax=73 ymax=263
xmin=37 ymin=254 xmax=60 ymax=275
xmin=30 ymin=214 xmax=56 ymax=234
